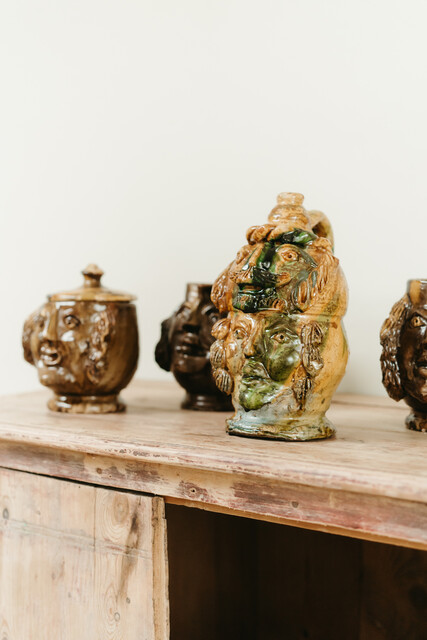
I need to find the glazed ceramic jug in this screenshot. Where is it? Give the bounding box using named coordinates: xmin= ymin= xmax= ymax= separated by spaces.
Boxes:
xmin=22 ymin=264 xmax=139 ymax=413
xmin=155 ymin=283 xmax=232 ymax=411
xmin=380 ymin=279 xmax=427 ymax=431
xmin=210 ymin=192 xmax=348 ymax=440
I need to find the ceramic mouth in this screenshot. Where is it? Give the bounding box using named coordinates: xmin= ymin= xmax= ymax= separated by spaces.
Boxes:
xmin=237 ymin=285 xmax=261 ymax=295
xmin=241 ymin=376 xmax=270 ymax=389
xmin=242 ymin=361 xmax=270 ymax=383
xmin=175 ymin=335 xmax=204 ymax=357
xmin=233 ymin=290 xmax=284 ymax=313
xmin=40 ymin=344 xmax=62 ymax=366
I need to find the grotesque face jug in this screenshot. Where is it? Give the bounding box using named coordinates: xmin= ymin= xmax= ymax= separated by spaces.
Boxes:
xmin=155 ymin=284 xmax=233 ymax=411
xmin=23 ymin=265 xmax=139 ymax=413
xmin=380 ymin=279 xmax=427 ymax=431
xmin=210 ymin=193 xmax=349 ymax=440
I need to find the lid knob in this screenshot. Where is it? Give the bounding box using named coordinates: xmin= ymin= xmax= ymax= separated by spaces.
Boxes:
xmin=82 ymin=264 xmax=104 ymax=289
xmin=268 ymin=192 xmax=310 ymax=227
xmin=276 ymin=192 xmax=304 ymax=206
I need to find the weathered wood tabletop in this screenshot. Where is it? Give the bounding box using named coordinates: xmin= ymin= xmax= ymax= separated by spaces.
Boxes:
xmin=0 ymin=380 xmax=426 ymax=549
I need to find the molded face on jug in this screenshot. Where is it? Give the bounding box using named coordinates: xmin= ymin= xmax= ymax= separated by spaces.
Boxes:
xmin=23 ymin=265 xmax=139 ymax=413
xmin=155 ymin=283 xmax=233 ymax=411
xmin=381 ymin=279 xmax=427 ymax=432
xmin=210 ymin=193 xmax=349 ymax=441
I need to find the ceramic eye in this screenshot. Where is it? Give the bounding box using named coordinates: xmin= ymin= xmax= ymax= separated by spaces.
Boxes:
xmin=63 ymin=314 xmax=80 ymax=329
xmin=234 ymin=327 xmax=247 ymax=340
xmin=204 ymin=307 xmax=219 ymax=326
xmin=272 ymin=332 xmax=288 ymax=344
xmin=208 ymin=313 xmax=220 ymax=326
xmin=280 ymin=250 xmax=298 ymax=262
xmin=410 ymin=315 xmax=425 ymax=328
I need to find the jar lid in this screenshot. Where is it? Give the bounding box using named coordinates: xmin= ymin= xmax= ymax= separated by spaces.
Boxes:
xmin=48 ymin=264 xmax=136 ymax=303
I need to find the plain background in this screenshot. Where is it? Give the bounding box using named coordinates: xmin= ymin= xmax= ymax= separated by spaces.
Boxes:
xmin=0 ymin=0 xmax=426 ymax=397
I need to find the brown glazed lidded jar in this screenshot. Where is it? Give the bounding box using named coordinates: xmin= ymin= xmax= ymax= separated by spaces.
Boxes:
xmin=22 ymin=264 xmax=139 ymax=413
xmin=381 ymin=279 xmax=427 ymax=431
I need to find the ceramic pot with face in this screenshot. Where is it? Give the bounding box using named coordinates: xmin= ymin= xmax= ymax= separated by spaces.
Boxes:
xmin=210 ymin=192 xmax=349 ymax=440
xmin=22 ymin=264 xmax=139 ymax=413
xmin=155 ymin=283 xmax=233 ymax=411
xmin=380 ymin=279 xmax=427 ymax=431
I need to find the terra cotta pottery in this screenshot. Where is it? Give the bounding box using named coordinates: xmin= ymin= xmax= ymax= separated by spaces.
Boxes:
xmin=380 ymin=279 xmax=427 ymax=432
xmin=210 ymin=192 xmax=349 ymax=440
xmin=155 ymin=283 xmax=233 ymax=411
xmin=22 ymin=264 xmax=139 ymax=413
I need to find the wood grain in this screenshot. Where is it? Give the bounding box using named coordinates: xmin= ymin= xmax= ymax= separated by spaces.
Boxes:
xmin=0 ymin=467 xmax=169 ymax=639
xmin=256 ymin=520 xmax=362 ymax=640
xmin=167 ymin=504 xmax=363 ymax=640
xmin=360 ymin=542 xmax=427 ymax=639
xmin=167 ymin=504 xmax=427 ymax=639
xmin=0 ymin=380 xmax=426 ymax=548
xmin=166 ymin=504 xmax=257 ymax=640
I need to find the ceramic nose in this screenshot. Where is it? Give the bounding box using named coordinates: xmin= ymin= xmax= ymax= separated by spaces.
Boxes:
xmin=182 ymin=307 xmax=199 ymax=333
xmin=183 ymin=324 xmax=199 ymax=334
xmin=41 ymin=312 xmax=58 ymax=342
xmin=243 ymin=333 xmax=258 ymax=357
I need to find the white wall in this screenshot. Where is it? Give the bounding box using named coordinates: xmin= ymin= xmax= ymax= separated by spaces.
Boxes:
xmin=0 ymin=0 xmax=426 ymax=396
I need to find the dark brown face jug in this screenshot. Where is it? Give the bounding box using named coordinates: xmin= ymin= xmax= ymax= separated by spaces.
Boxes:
xmin=23 ymin=264 xmax=139 ymax=413
xmin=381 ymin=279 xmax=427 ymax=431
xmin=155 ymin=283 xmax=232 ymax=411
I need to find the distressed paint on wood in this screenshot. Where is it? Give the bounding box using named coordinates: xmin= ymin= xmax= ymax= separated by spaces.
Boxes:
xmin=0 ymin=467 xmax=169 ymax=640
xmin=0 ymin=381 xmax=427 ymax=548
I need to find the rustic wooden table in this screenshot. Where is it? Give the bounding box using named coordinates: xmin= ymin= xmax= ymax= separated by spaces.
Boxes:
xmin=1 ymin=380 xmax=426 ymax=639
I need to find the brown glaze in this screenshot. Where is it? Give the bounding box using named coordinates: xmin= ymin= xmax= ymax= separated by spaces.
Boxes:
xmin=22 ymin=265 xmax=139 ymax=413
xmin=155 ymin=284 xmax=233 ymax=411
xmin=381 ymin=279 xmax=427 ymax=431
